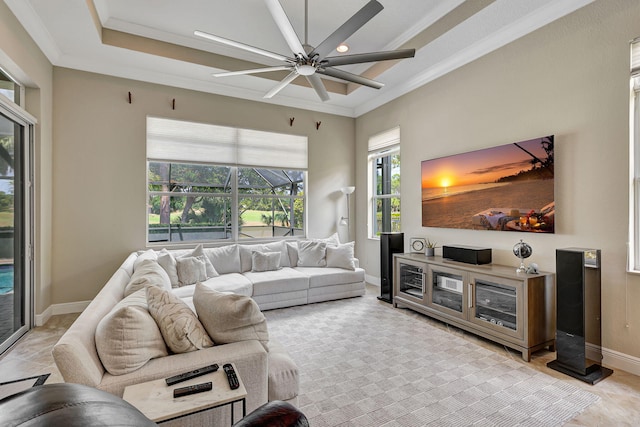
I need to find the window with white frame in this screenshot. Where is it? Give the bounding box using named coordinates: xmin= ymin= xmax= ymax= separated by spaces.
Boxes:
xmin=630 ymin=38 xmax=640 ymax=271
xmin=147 ymin=117 xmax=307 ymax=244
xmin=368 ymin=126 xmax=401 ymax=238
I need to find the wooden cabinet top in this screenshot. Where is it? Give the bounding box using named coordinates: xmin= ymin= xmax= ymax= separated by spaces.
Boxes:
xmin=393 ymin=253 xmax=552 ymax=282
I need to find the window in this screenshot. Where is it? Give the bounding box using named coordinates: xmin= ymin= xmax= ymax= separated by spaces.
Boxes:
xmin=630 ymin=38 xmax=640 ymax=271
xmin=147 ymin=117 xmax=307 ymax=244
xmin=0 ymin=67 xmax=23 ymax=106
xmin=368 ymin=127 xmax=401 ymax=237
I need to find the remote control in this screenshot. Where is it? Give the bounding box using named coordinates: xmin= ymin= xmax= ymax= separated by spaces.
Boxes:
xmin=223 ymin=363 xmax=240 ymax=390
xmin=173 ymin=382 xmax=212 ymax=398
xmin=165 ymin=364 xmax=219 ymax=386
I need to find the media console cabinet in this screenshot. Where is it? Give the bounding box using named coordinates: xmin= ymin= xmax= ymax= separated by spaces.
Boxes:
xmin=393 ymin=253 xmax=555 ymax=361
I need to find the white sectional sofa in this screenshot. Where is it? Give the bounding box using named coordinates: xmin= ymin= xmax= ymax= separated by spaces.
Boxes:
xmin=53 ymin=237 xmax=365 ymax=425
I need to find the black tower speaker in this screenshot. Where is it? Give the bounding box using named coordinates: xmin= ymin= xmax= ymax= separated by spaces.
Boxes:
xmin=379 ymin=232 xmax=404 ymax=303
xmin=547 ymin=248 xmax=612 ymax=384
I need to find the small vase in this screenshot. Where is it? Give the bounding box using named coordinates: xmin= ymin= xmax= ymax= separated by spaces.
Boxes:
xmin=425 ymin=247 xmax=435 ymax=257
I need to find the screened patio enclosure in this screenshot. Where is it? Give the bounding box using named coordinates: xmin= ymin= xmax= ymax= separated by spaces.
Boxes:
xmin=148 ymin=163 xmax=305 ymax=243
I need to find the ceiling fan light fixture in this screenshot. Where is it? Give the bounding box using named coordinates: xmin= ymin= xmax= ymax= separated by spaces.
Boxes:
xmin=336 ymin=43 xmax=349 ymax=53
xmin=296 ymin=64 xmax=316 ymax=76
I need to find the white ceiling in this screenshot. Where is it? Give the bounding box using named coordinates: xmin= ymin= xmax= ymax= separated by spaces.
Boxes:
xmin=5 ymin=0 xmax=593 ymax=117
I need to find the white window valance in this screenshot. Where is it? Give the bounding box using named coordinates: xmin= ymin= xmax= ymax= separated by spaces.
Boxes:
xmin=147 ymin=117 xmax=308 ymax=169
xmin=368 ymin=126 xmax=400 ymax=153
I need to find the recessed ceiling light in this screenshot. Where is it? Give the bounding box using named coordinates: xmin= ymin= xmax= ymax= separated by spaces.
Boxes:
xmin=336 ymin=43 xmax=349 ymax=53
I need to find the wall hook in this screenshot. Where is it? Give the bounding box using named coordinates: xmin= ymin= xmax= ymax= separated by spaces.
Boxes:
xmin=289 ymin=117 xmax=295 ymax=126
xmin=128 ymin=92 xmax=132 ymax=104
xmin=316 ymin=121 xmax=321 ymax=130
xmin=172 ymin=99 xmax=176 ymax=110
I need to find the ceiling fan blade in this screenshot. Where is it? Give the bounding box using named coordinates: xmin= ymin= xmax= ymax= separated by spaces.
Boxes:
xmin=318 ymin=67 xmax=384 ymax=89
xmin=310 ymin=0 xmax=383 ymax=61
xmin=322 ymin=49 xmax=416 ymax=67
xmin=213 ymin=66 xmax=292 ymax=77
xmin=194 ymin=30 xmax=290 ymax=62
xmin=264 ymin=0 xmax=307 ymax=58
xmin=305 ymin=74 xmax=330 ymax=102
xmin=264 ymin=70 xmax=299 ymax=99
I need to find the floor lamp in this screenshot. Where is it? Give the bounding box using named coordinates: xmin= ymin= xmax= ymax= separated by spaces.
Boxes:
xmin=340 ymin=186 xmax=355 ymax=238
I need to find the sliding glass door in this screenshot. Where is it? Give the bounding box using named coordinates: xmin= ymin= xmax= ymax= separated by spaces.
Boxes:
xmin=0 ymin=102 xmax=32 ymax=354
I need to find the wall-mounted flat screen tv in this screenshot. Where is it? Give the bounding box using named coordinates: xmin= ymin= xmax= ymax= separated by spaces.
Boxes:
xmin=421 ymin=135 xmax=554 ymax=233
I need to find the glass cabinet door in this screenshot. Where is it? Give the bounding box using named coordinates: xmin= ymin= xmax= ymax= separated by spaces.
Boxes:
xmin=470 ymin=274 xmax=523 ymax=339
xmin=427 ymin=266 xmax=467 ymax=320
xmin=395 ymin=259 xmax=426 ymax=303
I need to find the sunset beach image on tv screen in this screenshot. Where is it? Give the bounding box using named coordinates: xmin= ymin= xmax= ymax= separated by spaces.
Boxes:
xmin=421 ymin=135 xmax=554 ymax=233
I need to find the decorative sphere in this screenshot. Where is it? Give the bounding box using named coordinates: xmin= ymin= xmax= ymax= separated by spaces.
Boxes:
xmin=513 ymin=240 xmax=532 ymax=259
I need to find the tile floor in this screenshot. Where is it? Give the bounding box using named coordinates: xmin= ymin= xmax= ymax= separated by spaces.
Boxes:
xmin=0 ymin=285 xmax=639 ymax=426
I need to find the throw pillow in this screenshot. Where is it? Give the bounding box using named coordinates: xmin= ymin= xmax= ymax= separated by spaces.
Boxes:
xmin=124 ymin=259 xmax=172 ymax=297
xmin=193 ymin=283 xmax=269 ymax=350
xmin=326 ymin=241 xmax=356 ymax=270
xmin=204 ymin=244 xmax=241 ymax=274
xmin=176 ymin=256 xmax=207 ymax=287
xmin=146 ymin=286 xmax=213 ymax=353
xmin=251 ymin=251 xmax=281 ymax=272
xmin=191 ymin=244 xmax=218 ymax=278
xmin=314 ymin=232 xmax=340 ymax=246
xmin=133 ymin=249 xmax=158 ymax=270
xmin=95 ymin=289 xmax=168 ymax=376
xmin=285 ymin=242 xmax=298 ymax=267
xmin=156 ymin=249 xmax=179 ymax=287
xmin=296 ymin=240 xmax=327 ymax=267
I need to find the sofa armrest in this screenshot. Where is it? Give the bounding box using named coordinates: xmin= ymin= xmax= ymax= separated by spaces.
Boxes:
xmin=99 ymin=340 xmax=269 ymax=413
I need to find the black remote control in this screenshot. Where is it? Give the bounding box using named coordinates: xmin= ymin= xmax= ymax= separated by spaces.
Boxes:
xmin=223 ymin=363 xmax=240 ymax=390
xmin=165 ymin=364 xmax=219 ymax=386
xmin=173 ymin=382 xmax=212 ymax=398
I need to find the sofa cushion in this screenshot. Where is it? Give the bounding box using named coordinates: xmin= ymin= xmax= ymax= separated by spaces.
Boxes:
xmin=146 ymin=286 xmax=213 ymax=353
xmin=295 ymin=267 xmax=365 ymax=288
xmin=157 ymin=249 xmax=179 ymax=287
xmin=172 ymin=274 xmax=253 ymax=300
xmin=95 ymin=289 xmax=168 ymax=376
xmin=325 ymin=241 xmax=356 ymax=270
xmin=204 ymin=244 xmax=241 ymax=274
xmin=267 ymin=340 xmax=300 ymax=401
xmin=251 ymin=251 xmax=281 ymax=272
xmin=296 ymin=241 xmax=327 ymax=267
xmin=193 ymin=283 xmax=269 ymax=350
xmin=244 ymin=268 xmax=309 ymax=296
xmin=158 ymin=245 xmax=218 ymax=287
xmin=176 ymin=256 xmax=207 ymax=287
xmin=124 ymin=259 xmax=172 ymax=298
xmin=133 ymin=249 xmax=158 ymax=270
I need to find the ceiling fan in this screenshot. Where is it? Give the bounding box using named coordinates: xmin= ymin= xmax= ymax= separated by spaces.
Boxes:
xmin=194 ymin=0 xmax=415 ymax=102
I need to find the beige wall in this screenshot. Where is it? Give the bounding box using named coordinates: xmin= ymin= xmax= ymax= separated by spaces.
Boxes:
xmin=0 ymin=2 xmax=54 ymax=315
xmin=51 ymin=68 xmax=355 ymax=304
xmin=355 ymin=0 xmax=640 ymax=361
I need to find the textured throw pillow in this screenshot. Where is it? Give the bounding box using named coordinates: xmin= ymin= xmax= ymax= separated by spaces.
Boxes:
xmin=146 ymin=286 xmax=213 ymax=353
xmin=326 ymin=241 xmax=356 ymax=270
xmin=251 ymin=251 xmax=281 ymax=272
xmin=124 ymin=259 xmax=172 ymax=297
xmin=95 ymin=289 xmax=168 ymax=375
xmin=190 ymin=244 xmax=218 ymax=278
xmin=296 ymin=240 xmax=327 ymax=267
xmin=176 ymin=256 xmax=207 ymax=287
xmin=193 ymin=283 xmax=269 ymax=350
xmin=239 ymin=241 xmax=289 ymax=272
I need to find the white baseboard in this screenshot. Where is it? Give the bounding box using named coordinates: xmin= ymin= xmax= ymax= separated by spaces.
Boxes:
xmin=602 ymin=346 xmax=640 ymax=376
xmin=35 ymin=300 xmax=90 ymax=326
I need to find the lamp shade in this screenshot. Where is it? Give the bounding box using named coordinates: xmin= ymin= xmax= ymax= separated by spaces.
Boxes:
xmin=341 ymin=186 xmax=355 ymax=195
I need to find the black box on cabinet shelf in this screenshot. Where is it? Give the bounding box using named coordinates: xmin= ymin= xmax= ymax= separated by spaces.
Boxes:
xmin=442 ymin=245 xmax=492 ymax=265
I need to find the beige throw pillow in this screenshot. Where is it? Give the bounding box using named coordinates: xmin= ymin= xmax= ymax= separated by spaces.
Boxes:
xmin=296 ymin=240 xmax=327 ymax=267
xmin=176 ymin=256 xmax=207 ymax=287
xmin=146 ymin=286 xmax=213 ymax=353
xmin=124 ymin=259 xmax=172 ymax=297
xmin=326 ymin=242 xmax=356 ymax=270
xmin=95 ymin=289 xmax=168 ymax=375
xmin=193 ymin=283 xmax=269 ymax=351
xmin=251 ymin=251 xmax=281 ymax=272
